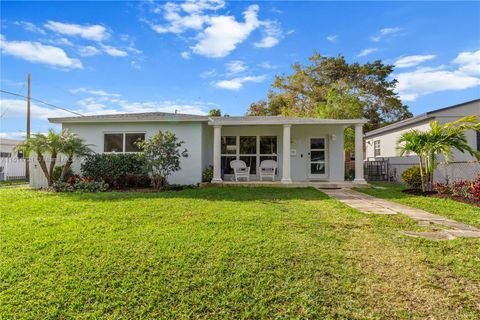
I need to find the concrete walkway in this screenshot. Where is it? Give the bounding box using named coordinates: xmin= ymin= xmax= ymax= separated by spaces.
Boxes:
xmin=321 ymin=188 xmax=480 ymax=240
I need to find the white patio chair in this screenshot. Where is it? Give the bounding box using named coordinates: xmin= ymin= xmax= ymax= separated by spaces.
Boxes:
xmin=259 ymin=160 xmax=277 ymax=181
xmin=230 ymin=160 xmax=250 ymax=181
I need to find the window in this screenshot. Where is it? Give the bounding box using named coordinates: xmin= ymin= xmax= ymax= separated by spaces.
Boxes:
xmin=125 ymin=133 xmax=145 ymax=152
xmin=221 ymin=135 xmax=277 ymax=176
xmin=374 ymin=140 xmax=381 ymax=157
xmin=0 ymin=152 xmax=11 ymax=158
xmin=477 ymin=131 xmax=480 ymax=152
xmin=104 ymin=133 xmax=145 ymax=153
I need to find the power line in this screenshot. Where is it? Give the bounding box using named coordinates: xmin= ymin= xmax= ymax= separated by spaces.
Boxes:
xmin=0 ymin=89 xmax=84 ymax=117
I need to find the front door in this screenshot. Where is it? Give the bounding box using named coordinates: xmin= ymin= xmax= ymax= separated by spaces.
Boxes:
xmin=308 ymin=137 xmax=328 ymax=179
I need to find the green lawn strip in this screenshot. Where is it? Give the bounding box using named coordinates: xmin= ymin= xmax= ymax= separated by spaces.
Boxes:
xmin=1 ymin=187 xmax=479 ymax=319
xmin=354 ymin=182 xmax=480 ymax=228
xmin=0 ymin=179 xmax=28 ymax=187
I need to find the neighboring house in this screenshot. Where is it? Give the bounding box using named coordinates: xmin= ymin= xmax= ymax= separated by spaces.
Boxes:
xmin=364 ymin=99 xmax=480 ymax=182
xmin=0 ymin=138 xmax=26 ymax=181
xmin=46 ymin=112 xmax=368 ymax=186
xmin=0 ymin=138 xmax=24 ymax=158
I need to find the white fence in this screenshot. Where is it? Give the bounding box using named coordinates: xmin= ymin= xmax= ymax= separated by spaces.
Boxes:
xmin=29 ymin=156 xmax=83 ymax=188
xmin=0 ymin=158 xmax=26 ymax=181
xmin=384 ymin=156 xmax=480 ymax=183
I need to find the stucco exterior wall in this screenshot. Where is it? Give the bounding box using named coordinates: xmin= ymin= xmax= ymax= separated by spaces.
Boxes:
xmin=63 ymin=121 xmax=205 ymax=185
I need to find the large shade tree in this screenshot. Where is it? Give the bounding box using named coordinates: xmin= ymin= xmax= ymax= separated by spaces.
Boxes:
xmin=247 ymin=53 xmax=412 ymax=151
xmin=397 ymin=116 xmax=480 ymax=192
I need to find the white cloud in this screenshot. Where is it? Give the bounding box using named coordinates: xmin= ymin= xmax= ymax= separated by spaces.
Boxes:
xmin=396 ymin=67 xmax=480 ymax=101
xmin=395 ymin=55 xmax=436 ymax=68
xmin=70 ymin=88 xmax=121 ymax=97
xmin=357 ymin=48 xmax=378 ymax=57
xmin=371 ymin=27 xmax=401 ymax=42
xmin=0 ymin=35 xmax=82 ymax=69
xmin=192 ymin=5 xmax=261 ymax=57
xmin=254 ymin=20 xmax=282 ymax=48
xmin=0 ymin=99 xmax=73 ymax=120
xmin=181 ymin=51 xmax=191 ymax=59
xmin=0 ymin=131 xmax=28 ymax=140
xmin=326 ymin=35 xmax=338 ymax=43
xmin=78 ymin=46 xmax=101 ymax=57
xmin=44 ymin=21 xmax=109 ymax=41
xmin=225 ymin=60 xmax=247 ymax=74
xmin=200 ymin=69 xmax=217 ymax=78
xmin=14 ymin=21 xmax=46 ymax=35
xmin=258 ymin=61 xmax=275 ymax=69
xmin=215 ymin=75 xmax=266 ymax=90
xmin=148 ymin=1 xmax=281 ymax=57
xmin=452 ymin=50 xmax=480 ymax=75
xmin=102 ymin=45 xmax=128 ymax=57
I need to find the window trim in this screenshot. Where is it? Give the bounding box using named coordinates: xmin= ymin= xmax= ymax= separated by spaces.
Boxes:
xmin=477 ymin=131 xmax=480 ymax=152
xmin=373 ymin=140 xmax=381 ymax=157
xmin=103 ymin=131 xmax=146 ymax=153
xmin=221 ymin=135 xmax=278 ymax=176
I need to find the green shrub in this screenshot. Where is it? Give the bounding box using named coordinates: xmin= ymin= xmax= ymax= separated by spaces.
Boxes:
xmin=202 ymin=166 xmax=213 ymax=182
xmin=53 ymin=165 xmax=74 ymax=182
xmin=401 ymin=166 xmax=422 ymax=189
xmin=73 ymin=180 xmax=109 ymax=192
xmin=81 ymin=154 xmax=147 ymax=188
xmin=52 ymin=180 xmax=74 ymax=192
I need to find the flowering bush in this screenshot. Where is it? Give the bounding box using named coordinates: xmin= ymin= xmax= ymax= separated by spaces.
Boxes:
xmin=52 ymin=176 xmax=108 ymax=192
xmin=451 ymin=180 xmax=472 ymax=198
xmin=470 ymin=178 xmax=480 ymax=200
xmin=401 ymin=166 xmax=422 ymax=190
xmin=433 ymin=182 xmax=451 ymax=194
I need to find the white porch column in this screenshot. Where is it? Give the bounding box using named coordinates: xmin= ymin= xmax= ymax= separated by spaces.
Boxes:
xmin=212 ymin=125 xmax=223 ymax=183
xmin=354 ymin=123 xmax=366 ymax=183
xmin=281 ymin=124 xmax=292 ymax=183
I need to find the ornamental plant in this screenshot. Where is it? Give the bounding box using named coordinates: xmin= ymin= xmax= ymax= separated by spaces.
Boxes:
xmin=136 ymin=130 xmax=188 ymax=191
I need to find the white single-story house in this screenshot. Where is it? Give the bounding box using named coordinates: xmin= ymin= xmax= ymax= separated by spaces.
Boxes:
xmin=364 ymin=98 xmax=480 ymax=182
xmin=46 ymin=113 xmax=368 ymax=186
xmin=0 ymin=138 xmax=24 ymax=158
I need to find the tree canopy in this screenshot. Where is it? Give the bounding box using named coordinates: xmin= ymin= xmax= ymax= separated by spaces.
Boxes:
xmin=247 ymin=53 xmax=412 ymax=132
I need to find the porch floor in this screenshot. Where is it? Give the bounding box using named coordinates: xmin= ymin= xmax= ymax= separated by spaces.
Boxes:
xmin=205 ymin=180 xmax=366 ymax=189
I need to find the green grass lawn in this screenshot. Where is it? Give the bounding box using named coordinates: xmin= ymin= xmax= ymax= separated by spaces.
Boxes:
xmin=355 ymin=182 xmax=480 ymax=228
xmin=0 ymin=179 xmax=28 ymax=187
xmin=1 ymin=187 xmax=479 ymax=319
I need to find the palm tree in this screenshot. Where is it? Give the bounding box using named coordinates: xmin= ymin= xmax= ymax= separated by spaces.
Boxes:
xmin=17 ymin=129 xmax=93 ymax=186
xmin=59 ymin=130 xmax=92 ymax=180
xmin=397 ymin=115 xmax=480 ymax=192
xmin=16 ymin=133 xmax=50 ymax=183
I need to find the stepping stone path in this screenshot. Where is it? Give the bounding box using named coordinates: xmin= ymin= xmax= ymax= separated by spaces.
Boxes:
xmin=321 ymin=188 xmax=480 ymax=240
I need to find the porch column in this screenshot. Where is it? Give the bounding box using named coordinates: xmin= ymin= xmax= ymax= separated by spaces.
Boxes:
xmin=212 ymin=125 xmax=222 ymax=183
xmin=354 ymin=123 xmax=366 ymax=183
xmin=281 ymin=124 xmax=292 ymax=183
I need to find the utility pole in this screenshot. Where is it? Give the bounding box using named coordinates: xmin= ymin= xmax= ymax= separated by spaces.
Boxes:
xmin=25 ymin=73 xmax=31 ymax=180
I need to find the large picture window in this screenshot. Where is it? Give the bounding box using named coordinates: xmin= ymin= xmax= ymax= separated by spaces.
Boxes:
xmin=221 ymin=135 xmax=277 ymax=176
xmin=104 ymin=132 xmax=145 ymax=153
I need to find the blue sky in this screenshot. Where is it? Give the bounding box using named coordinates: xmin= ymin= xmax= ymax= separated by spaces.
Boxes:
xmin=1 ymin=0 xmax=479 ymax=139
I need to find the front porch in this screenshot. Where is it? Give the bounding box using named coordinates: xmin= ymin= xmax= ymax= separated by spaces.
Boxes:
xmin=204 ymin=180 xmax=362 ymax=189
xmin=207 ymin=116 xmax=368 ymax=185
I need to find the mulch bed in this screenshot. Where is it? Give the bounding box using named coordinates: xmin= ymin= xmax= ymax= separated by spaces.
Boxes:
xmin=402 ymin=189 xmax=480 ymax=207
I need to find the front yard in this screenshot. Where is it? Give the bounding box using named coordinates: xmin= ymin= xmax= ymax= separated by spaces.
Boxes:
xmin=1 ymin=186 xmax=479 ymax=319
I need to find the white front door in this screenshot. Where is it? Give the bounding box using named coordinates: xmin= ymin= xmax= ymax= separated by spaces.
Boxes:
xmin=308 ymin=137 xmax=328 ymax=179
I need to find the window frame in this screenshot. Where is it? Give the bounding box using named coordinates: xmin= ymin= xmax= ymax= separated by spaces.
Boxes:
xmin=103 ymin=131 xmax=146 ymax=153
xmin=477 ymin=131 xmax=480 ymax=152
xmin=373 ymin=140 xmax=381 ymax=157
xmin=221 ymin=135 xmax=278 ymax=176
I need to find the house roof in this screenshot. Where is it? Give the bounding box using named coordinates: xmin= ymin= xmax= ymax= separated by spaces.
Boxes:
xmin=208 ymin=116 xmax=367 ymax=126
xmin=49 ymin=112 xmax=367 ymax=126
xmin=49 ymin=112 xmax=209 ymax=123
xmin=364 ymin=98 xmax=480 ymax=138
xmin=0 ymin=138 xmax=23 ymax=145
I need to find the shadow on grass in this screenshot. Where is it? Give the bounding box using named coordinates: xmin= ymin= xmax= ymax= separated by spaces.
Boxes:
xmin=33 ymin=186 xmax=331 ymax=203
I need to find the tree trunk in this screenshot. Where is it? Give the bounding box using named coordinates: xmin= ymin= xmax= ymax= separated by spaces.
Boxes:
xmin=37 ymin=154 xmax=51 ymax=186
xmin=60 ymin=157 xmax=73 ymax=180
xmin=48 ymin=152 xmax=57 ymax=186
xmin=153 ymin=175 xmax=166 ymax=191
